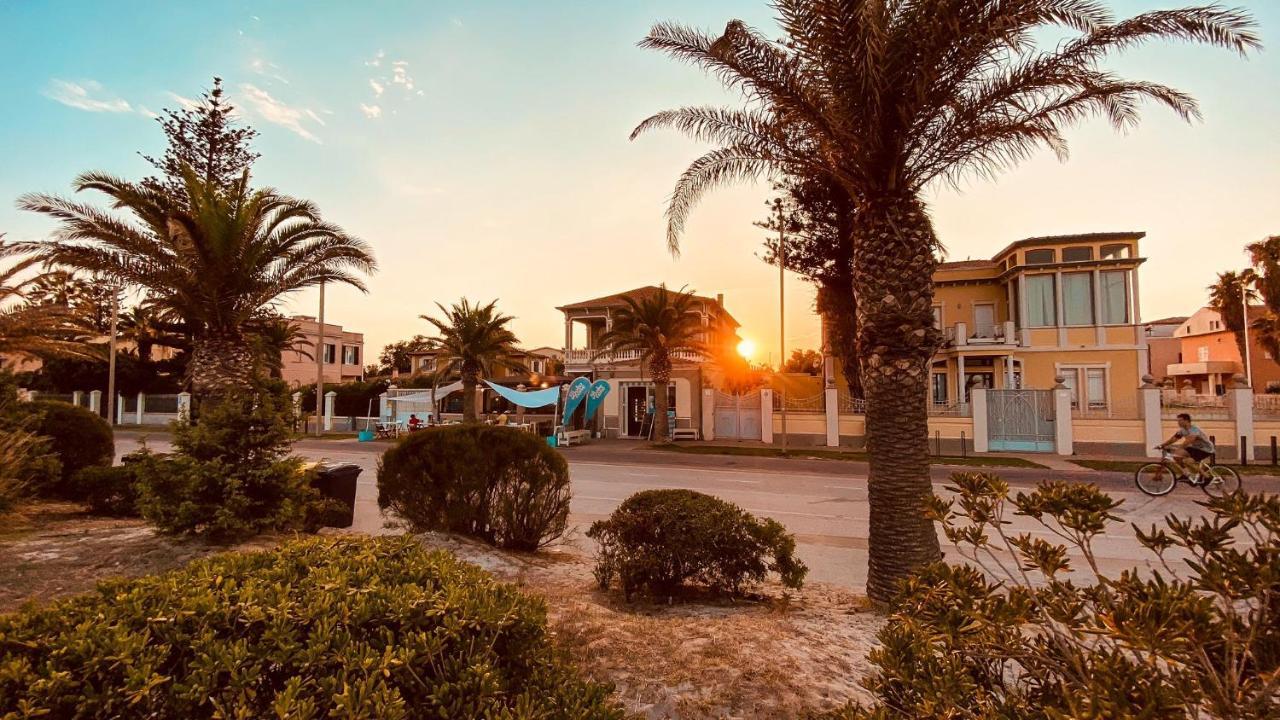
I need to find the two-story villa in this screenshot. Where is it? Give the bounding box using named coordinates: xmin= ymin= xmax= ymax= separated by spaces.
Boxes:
xmin=925 ymin=232 xmax=1148 ymax=414
xmin=558 ymin=286 xmax=739 ymax=438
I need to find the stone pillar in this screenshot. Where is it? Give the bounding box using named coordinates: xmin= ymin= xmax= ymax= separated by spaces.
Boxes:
xmin=971 ymin=385 xmax=989 ymax=453
xmin=177 ymin=392 xmax=192 ymax=423
xmin=701 ymin=388 xmax=716 ymax=441
xmin=116 ymin=394 xmax=125 ymax=425
xmin=824 ymin=387 xmax=839 ymax=447
xmin=1140 ymin=375 xmax=1163 ymax=458
xmin=378 ymin=392 xmax=389 ymax=420
xmin=72 ymin=390 xmax=83 ymax=407
xmin=955 ymin=322 xmax=968 ymax=348
xmin=1052 ymin=376 xmax=1073 ymax=456
xmin=760 ymin=388 xmax=774 ymax=444
xmin=135 ymin=392 xmax=145 ymax=425
xmin=1003 ymin=320 xmax=1017 ymax=346
xmin=88 ymin=390 xmax=102 ymax=415
xmin=1229 ymin=374 xmax=1254 ymax=463
xmin=324 ymin=390 xmax=337 ymax=432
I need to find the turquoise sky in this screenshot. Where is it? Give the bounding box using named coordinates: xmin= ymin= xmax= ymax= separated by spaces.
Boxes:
xmin=1 ymin=1 xmax=1277 ymax=363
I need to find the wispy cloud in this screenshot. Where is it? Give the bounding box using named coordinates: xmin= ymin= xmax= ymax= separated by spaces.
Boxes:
xmin=249 ymin=58 xmax=289 ymax=84
xmin=137 ymin=105 xmax=159 ymax=119
xmin=369 ymin=79 xmax=384 ymax=97
xmin=238 ymin=84 xmax=322 ymax=143
xmin=391 ymin=61 xmax=414 ymax=91
xmin=360 ymin=103 xmax=382 ymax=119
xmin=165 ymin=91 xmax=200 ymax=109
xmin=365 ymin=50 xmax=385 ymax=68
xmin=451 ymin=17 xmax=464 ymax=28
xmin=43 ymin=79 xmax=132 ymax=113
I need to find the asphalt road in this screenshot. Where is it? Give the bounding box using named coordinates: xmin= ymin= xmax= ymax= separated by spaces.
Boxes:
xmin=117 ymin=434 xmax=1217 ymax=590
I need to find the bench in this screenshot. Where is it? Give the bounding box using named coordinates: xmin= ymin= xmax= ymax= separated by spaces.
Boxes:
xmin=558 ymin=429 xmax=591 ymax=446
xmin=671 ymin=428 xmax=700 ymax=441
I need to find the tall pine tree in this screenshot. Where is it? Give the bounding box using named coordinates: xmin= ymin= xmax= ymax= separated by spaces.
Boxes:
xmin=141 ymin=77 xmax=259 ymax=202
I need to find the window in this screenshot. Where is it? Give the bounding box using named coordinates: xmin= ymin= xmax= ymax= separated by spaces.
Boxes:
xmin=1198 ymin=346 xmax=1210 ymax=362
xmin=342 ymin=346 xmax=359 ymax=365
xmin=1061 ymin=366 xmax=1108 ymax=409
xmin=418 ymin=357 xmax=434 ymax=371
xmin=1100 ymin=243 xmax=1131 ymax=259
xmin=1062 ymin=246 xmax=1094 ymax=262
xmin=931 ymin=305 xmax=943 ymax=329
xmin=1099 ymin=271 xmax=1129 ymax=324
xmin=932 ymin=373 xmax=948 ymax=405
xmin=323 ymin=343 xmax=336 ymax=364
xmin=1025 ymin=275 xmax=1056 ymax=327
xmin=1025 ymin=248 xmax=1055 ymax=265
xmin=1062 ymin=272 xmax=1094 ymax=326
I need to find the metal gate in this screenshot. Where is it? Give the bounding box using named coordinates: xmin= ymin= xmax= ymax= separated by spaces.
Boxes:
xmin=714 ymin=391 xmax=761 ymax=440
xmin=987 ymin=389 xmax=1056 ymax=452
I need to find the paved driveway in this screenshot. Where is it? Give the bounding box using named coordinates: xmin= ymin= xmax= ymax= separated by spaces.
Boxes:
xmin=116 ymin=434 xmax=1220 ymax=591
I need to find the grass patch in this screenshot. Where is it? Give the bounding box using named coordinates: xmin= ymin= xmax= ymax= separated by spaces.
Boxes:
xmin=650 ymin=443 xmax=1046 ymax=469
xmin=1071 ymin=458 xmax=1280 ymax=476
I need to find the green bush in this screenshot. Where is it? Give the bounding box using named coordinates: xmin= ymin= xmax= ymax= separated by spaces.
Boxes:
xmin=377 ymin=424 xmax=571 ymax=551
xmin=587 ymin=489 xmax=808 ymax=599
xmin=0 ymin=535 xmax=623 ymax=719
xmin=22 ymin=400 xmax=113 ymax=497
xmin=134 ymin=387 xmax=318 ymax=542
xmin=72 ymin=452 xmax=147 ymax=516
xmin=829 ymin=473 xmax=1280 ymax=720
xmin=0 ymin=378 xmax=60 ymax=512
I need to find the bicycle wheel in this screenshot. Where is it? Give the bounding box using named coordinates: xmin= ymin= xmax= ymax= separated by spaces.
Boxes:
xmin=1200 ymin=465 xmax=1241 ymax=498
xmin=1135 ymin=463 xmax=1177 ymax=496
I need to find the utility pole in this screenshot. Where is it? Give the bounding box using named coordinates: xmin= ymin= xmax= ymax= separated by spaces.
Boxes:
xmin=776 ymin=199 xmax=788 ymax=454
xmin=315 ymin=281 xmax=325 ymax=436
xmin=1242 ymin=289 xmax=1253 ymax=386
xmin=106 ymin=285 xmax=119 ymax=425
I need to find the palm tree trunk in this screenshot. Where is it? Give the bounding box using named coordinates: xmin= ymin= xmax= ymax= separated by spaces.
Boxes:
xmin=817 ymin=280 xmax=861 ymax=398
xmin=850 ymin=192 xmax=943 ymax=606
xmin=187 ymin=330 xmax=256 ymax=395
xmin=651 ymin=356 xmax=672 ymax=442
xmin=462 ymin=371 xmax=478 ymax=422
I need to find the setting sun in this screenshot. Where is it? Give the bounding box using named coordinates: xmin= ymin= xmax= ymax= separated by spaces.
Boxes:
xmin=736 ymin=339 xmax=757 ymax=360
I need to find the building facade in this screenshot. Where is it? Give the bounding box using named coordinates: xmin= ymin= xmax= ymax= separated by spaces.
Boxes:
xmin=1166 ymin=306 xmax=1280 ymax=394
xmin=280 ymin=315 xmax=365 ymax=386
xmin=558 ymin=286 xmax=739 ymax=439
xmin=919 ymin=232 xmax=1148 ymax=414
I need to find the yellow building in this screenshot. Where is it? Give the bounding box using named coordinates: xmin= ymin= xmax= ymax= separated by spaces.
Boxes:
xmin=927 ymin=232 xmax=1147 ymax=414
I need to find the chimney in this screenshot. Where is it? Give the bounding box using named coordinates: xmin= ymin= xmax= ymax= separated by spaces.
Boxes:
xmin=716 ymin=293 xmax=724 ymax=308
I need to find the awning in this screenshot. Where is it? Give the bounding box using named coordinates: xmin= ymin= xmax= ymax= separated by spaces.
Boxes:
xmin=485 ymin=380 xmax=560 ymax=408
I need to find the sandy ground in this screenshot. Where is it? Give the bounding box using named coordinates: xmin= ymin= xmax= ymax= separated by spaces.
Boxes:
xmin=402 ymin=530 xmax=882 ymax=719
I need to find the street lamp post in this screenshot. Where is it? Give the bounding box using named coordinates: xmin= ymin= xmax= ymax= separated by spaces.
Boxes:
xmin=105 ymin=284 xmax=119 ymax=425
xmin=775 ymin=199 xmax=788 ymax=454
xmin=315 ymin=281 xmax=325 ymax=437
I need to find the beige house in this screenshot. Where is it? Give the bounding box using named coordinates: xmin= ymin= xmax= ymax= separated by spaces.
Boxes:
xmin=280 ymin=315 xmax=364 ymax=386
xmin=558 ymin=286 xmax=739 ymax=439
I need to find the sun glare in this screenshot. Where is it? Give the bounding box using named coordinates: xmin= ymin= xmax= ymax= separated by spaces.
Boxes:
xmin=736 ymin=339 xmax=756 ymax=360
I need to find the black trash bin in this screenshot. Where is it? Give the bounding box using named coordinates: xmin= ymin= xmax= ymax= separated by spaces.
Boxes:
xmin=311 ymin=463 xmax=362 ymax=528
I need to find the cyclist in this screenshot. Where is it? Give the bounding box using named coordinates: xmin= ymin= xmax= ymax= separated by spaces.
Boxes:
xmin=1158 ymin=412 xmax=1215 ymax=482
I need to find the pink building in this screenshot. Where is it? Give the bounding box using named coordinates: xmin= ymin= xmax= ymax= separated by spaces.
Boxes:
xmin=280 ymin=315 xmax=365 ymax=386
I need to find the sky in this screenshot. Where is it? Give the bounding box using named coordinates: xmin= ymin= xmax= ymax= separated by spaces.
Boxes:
xmin=1 ymin=0 xmax=1278 ymax=366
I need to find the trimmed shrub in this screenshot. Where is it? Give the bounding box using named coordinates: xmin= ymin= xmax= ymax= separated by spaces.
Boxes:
xmin=133 ymin=387 xmax=318 ymax=542
xmin=0 ymin=535 xmax=623 ymax=719
xmin=588 ymin=489 xmax=808 ymax=599
xmin=22 ymin=400 xmax=113 ymax=497
xmin=72 ymin=454 xmax=145 ymax=516
xmin=826 ymin=473 xmax=1280 ymax=720
xmin=377 ymin=424 xmax=571 ymax=551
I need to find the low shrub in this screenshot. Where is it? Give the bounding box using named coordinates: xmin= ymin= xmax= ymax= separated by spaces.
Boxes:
xmin=22 ymin=400 xmax=113 ymax=497
xmin=828 ymin=473 xmax=1280 ymax=720
xmin=0 ymin=535 xmax=623 ymax=719
xmin=0 ymin=378 xmax=60 ymax=511
xmin=377 ymin=423 xmax=571 ymax=551
xmin=587 ymin=489 xmax=808 ymax=599
xmin=133 ymin=387 xmax=319 ymax=542
xmin=72 ymin=452 xmax=146 ymax=516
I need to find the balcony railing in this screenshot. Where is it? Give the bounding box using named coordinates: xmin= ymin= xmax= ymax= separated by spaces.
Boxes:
xmin=942 ymin=321 xmax=1018 ymax=348
xmin=564 ymin=348 xmax=706 ymax=365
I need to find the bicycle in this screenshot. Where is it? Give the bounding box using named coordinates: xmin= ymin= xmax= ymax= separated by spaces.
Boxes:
xmin=1134 ymin=447 xmax=1241 ymax=498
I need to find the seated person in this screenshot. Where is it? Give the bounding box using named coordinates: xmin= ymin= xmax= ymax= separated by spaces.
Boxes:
xmin=496 ymin=411 xmax=510 ymax=426
xmin=407 ymin=413 xmax=423 ymax=431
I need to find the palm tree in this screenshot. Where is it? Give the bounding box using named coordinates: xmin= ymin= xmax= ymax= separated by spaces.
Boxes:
xmin=594 ymin=286 xmax=706 ymax=442
xmin=118 ymin=302 xmax=182 ymax=365
xmin=1246 ymin=237 xmax=1280 ymax=363
xmin=420 ymin=298 xmax=523 ymax=422
xmin=18 ymin=167 xmax=375 ymax=394
xmin=248 ymin=314 xmax=313 ymax=380
xmin=1208 ymin=271 xmax=1256 ymax=370
xmin=0 ymin=239 xmax=93 ymax=363
xmin=633 ymin=2 xmax=1259 ymax=604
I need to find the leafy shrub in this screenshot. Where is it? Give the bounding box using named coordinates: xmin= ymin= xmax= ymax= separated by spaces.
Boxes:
xmin=0 ymin=535 xmax=624 ymax=719
xmin=22 ymin=399 xmax=113 ymax=497
xmin=587 ymin=489 xmax=808 ymax=599
xmin=830 ymin=473 xmax=1280 ymax=720
xmin=377 ymin=424 xmax=571 ymax=551
xmin=0 ymin=378 xmax=60 ymax=511
xmin=72 ymin=452 xmax=147 ymax=516
xmin=133 ymin=387 xmax=318 ymax=542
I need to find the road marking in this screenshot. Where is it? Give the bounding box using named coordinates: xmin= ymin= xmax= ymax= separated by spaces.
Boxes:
xmin=571 ymin=460 xmax=829 ymax=483
xmin=824 ymin=485 xmax=862 ymax=491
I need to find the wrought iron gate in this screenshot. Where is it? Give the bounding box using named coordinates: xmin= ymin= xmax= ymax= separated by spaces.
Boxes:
xmin=714 ymin=391 xmax=761 ymax=440
xmin=987 ymin=389 xmax=1055 ymax=452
